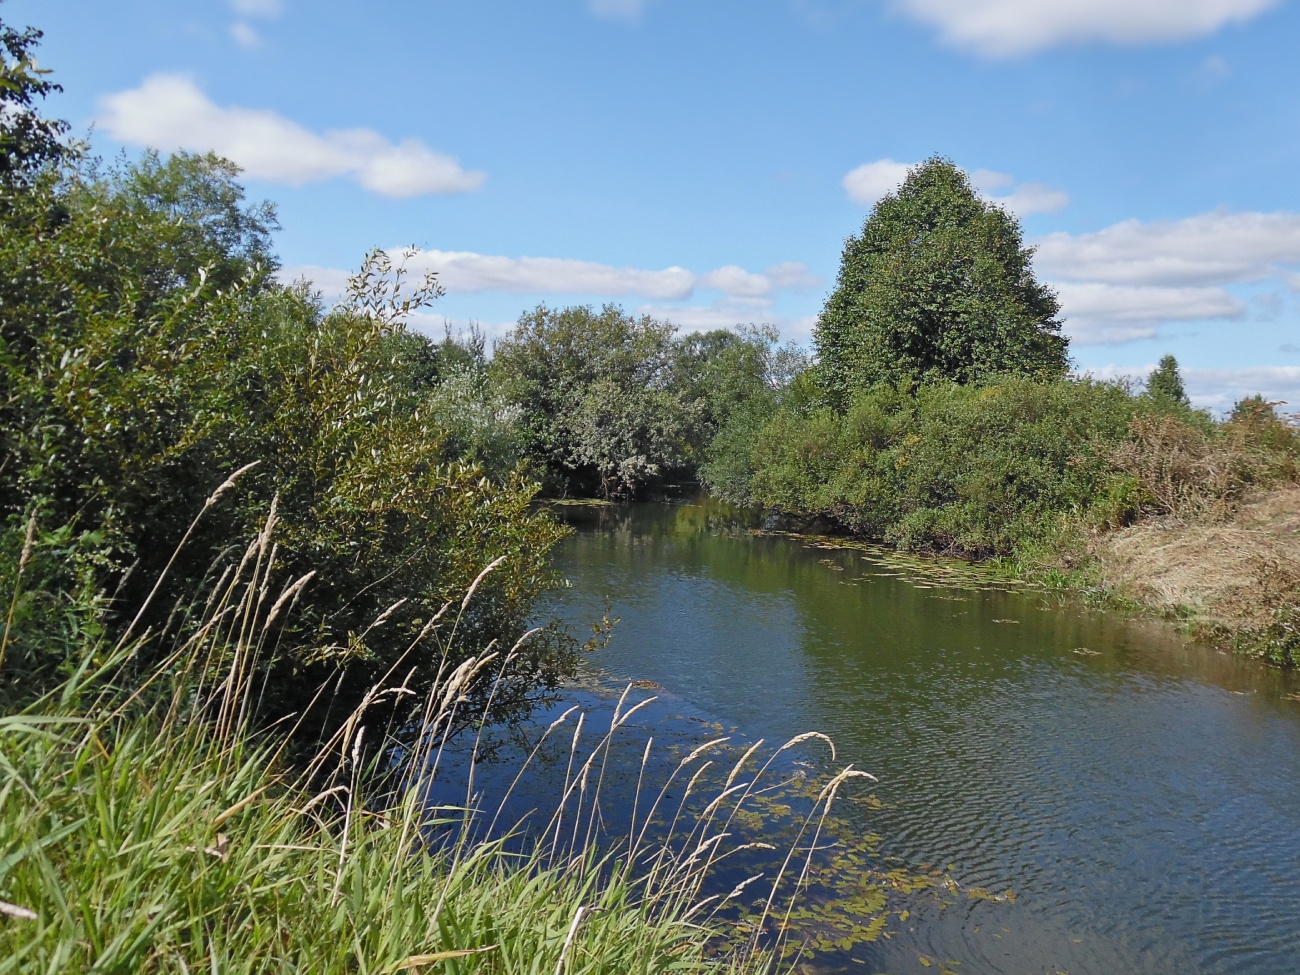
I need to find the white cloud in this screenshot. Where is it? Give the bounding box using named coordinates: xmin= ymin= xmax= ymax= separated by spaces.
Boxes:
xmin=1031 ymin=209 xmax=1300 ymax=345
xmin=1035 ymin=210 xmax=1300 ymax=287
xmin=639 ymin=297 xmax=782 ymax=332
xmin=843 ymin=158 xmax=1068 ymax=215
xmin=231 ymin=0 xmax=282 ymax=17
xmin=842 ymin=159 xmax=914 ymax=206
xmin=891 ymin=0 xmax=1279 ymax=57
xmin=589 ymin=0 xmax=654 ymax=22
xmin=401 ymin=250 xmax=695 ymax=299
xmin=991 ymin=182 xmax=1070 ymax=216
xmin=764 ymin=261 xmax=822 ymax=289
xmin=98 ymin=74 xmax=484 ymax=197
xmin=699 ymin=265 xmax=773 ymax=297
xmin=1183 ymin=365 xmax=1300 ymax=411
xmin=1056 ymin=282 xmax=1244 ymax=344
xmin=280 ymin=252 xmax=816 ymax=303
xmin=229 ymin=22 xmax=261 ymax=49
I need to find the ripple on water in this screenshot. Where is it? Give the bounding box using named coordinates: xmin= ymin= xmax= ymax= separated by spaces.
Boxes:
xmin=541 ymin=500 xmax=1300 ymax=975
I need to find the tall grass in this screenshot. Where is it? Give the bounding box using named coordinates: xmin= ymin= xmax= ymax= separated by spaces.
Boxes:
xmin=0 ymin=491 xmax=869 ymax=973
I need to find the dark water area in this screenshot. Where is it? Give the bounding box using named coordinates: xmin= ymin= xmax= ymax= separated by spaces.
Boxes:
xmin=533 ymin=498 xmax=1300 ymax=975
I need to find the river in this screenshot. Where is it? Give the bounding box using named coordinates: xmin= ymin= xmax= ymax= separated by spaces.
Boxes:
xmin=534 ymin=498 xmax=1300 ymax=975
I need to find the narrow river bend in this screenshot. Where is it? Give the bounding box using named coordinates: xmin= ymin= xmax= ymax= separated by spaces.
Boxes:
xmin=539 ymin=499 xmax=1300 ymax=975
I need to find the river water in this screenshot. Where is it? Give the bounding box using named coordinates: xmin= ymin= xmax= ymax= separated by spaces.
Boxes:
xmin=537 ymin=499 xmax=1300 ymax=975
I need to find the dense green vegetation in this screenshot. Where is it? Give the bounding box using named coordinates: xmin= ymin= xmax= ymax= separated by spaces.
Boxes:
xmin=691 ymin=160 xmax=1300 ymax=663
xmin=814 ymin=157 xmax=1067 ymax=407
xmin=0 ymin=501 xmax=800 ymax=974
xmin=0 ymin=19 xmax=840 ymax=972
xmin=490 ymin=306 xmax=789 ymax=499
xmin=0 ymin=70 xmax=567 ymax=727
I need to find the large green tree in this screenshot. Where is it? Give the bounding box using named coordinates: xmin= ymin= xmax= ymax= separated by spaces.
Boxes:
xmin=492 ymin=304 xmax=699 ymax=499
xmin=815 ymin=157 xmax=1068 ymax=406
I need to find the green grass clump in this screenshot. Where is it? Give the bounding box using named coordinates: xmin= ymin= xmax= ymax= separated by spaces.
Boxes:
xmin=0 ymin=703 xmax=756 ymax=975
xmin=0 ymin=502 xmax=871 ymax=975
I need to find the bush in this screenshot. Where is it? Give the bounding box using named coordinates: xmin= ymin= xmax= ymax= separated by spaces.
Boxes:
xmin=0 ymin=151 xmax=566 ymax=725
xmin=721 ymin=376 xmax=1147 ymax=557
xmin=1109 ymin=399 xmax=1298 ymax=521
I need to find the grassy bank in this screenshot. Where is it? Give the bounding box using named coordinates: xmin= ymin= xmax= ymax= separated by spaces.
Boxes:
xmin=1088 ymin=484 xmax=1300 ymax=665
xmin=0 ymin=500 xmax=877 ymax=974
xmin=1 ymin=687 xmax=783 ymax=975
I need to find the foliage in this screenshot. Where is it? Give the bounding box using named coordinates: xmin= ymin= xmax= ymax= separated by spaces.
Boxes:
xmin=0 ymin=15 xmax=70 ymax=184
xmin=698 ymin=352 xmax=815 ymax=502
xmin=492 ymin=305 xmax=700 ymax=499
xmin=0 ymin=147 xmax=566 ymax=724
xmin=492 ymin=310 xmax=794 ymax=500
xmin=724 ymin=377 xmax=1144 ymax=557
xmin=814 ymin=157 xmax=1067 ymax=406
xmin=1146 ymin=354 xmax=1189 ymax=407
xmin=1109 ymin=398 xmax=1298 ymax=520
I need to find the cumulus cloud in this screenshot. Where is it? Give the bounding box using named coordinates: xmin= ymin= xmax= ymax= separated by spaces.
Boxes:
xmin=891 ymin=0 xmax=1280 ymax=57
xmin=843 ymin=158 xmax=1068 ymax=215
xmin=280 ymin=252 xmax=817 ymax=303
xmin=1186 ymin=366 xmax=1300 ymax=410
xmin=1036 ymin=210 xmax=1300 ymax=287
xmin=589 ymin=0 xmax=655 ymax=23
xmin=842 ymin=159 xmax=914 ymax=206
xmin=1055 ymin=282 xmax=1244 ymax=344
xmin=638 ymin=297 xmax=782 ymax=332
xmin=98 ymin=75 xmax=484 ymax=197
xmin=1032 ymin=209 xmax=1300 ymax=344
xmin=400 ymin=250 xmax=695 ymax=299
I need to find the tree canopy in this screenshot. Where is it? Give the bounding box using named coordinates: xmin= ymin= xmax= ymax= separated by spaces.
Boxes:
xmin=814 ymin=156 xmax=1068 ymax=406
xmin=1147 ymin=354 xmax=1190 ymax=406
xmin=0 ymin=18 xmax=70 ymax=183
xmin=491 ymin=304 xmax=698 ymax=499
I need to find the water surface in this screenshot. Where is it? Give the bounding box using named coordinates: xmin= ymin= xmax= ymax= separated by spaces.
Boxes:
xmin=541 ymin=499 xmax=1300 ymax=975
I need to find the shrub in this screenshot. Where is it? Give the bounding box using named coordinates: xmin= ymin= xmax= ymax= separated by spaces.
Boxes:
xmin=0 ymin=152 xmax=566 ymax=724
xmin=1109 ymin=400 xmax=1298 ymax=521
xmin=729 ymin=376 xmax=1146 ymax=557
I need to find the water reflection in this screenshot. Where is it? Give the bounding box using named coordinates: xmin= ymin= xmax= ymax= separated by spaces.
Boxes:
xmin=541 ymin=499 xmax=1300 ymax=975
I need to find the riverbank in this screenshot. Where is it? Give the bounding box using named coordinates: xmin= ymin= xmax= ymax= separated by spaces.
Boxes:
xmin=1093 ymin=483 xmax=1300 ymax=665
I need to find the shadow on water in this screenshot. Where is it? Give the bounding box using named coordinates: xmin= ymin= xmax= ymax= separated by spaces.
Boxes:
xmin=518 ymin=497 xmax=1300 ymax=975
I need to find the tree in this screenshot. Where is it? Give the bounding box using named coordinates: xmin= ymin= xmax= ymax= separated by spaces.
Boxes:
xmin=0 ymin=16 xmax=71 ymax=184
xmin=1147 ymin=354 xmax=1189 ymax=406
xmin=814 ymin=156 xmax=1068 ymax=406
xmin=491 ymin=304 xmax=698 ymax=499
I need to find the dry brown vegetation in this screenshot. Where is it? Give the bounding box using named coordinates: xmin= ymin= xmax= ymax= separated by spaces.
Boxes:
xmin=1091 ymin=398 xmax=1299 ymax=667
xmin=1099 ymin=484 xmax=1299 ymax=617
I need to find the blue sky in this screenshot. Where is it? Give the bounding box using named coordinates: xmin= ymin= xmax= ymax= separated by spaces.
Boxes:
xmin=15 ymin=0 xmax=1300 ymax=410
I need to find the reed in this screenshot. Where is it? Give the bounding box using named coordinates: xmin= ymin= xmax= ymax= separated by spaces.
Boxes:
xmin=0 ymin=499 xmax=865 ymax=973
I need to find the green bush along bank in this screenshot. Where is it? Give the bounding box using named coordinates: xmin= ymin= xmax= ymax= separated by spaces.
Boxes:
xmin=0 ymin=21 xmax=566 ymax=725
xmin=698 ymin=159 xmax=1300 ymax=665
